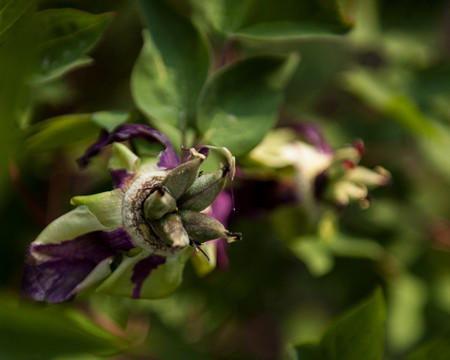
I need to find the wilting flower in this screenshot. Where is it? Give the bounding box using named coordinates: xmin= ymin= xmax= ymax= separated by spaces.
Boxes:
xmin=248 ymin=124 xmax=390 ymax=208
xmin=22 ymin=124 xmax=241 ymax=303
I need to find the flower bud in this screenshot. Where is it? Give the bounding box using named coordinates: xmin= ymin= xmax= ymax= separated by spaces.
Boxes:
xmin=162 ymin=150 xmax=205 ymax=199
xmin=180 ymin=210 xmax=241 ymax=244
xmin=178 ymin=170 xmax=227 ymax=212
xmin=143 ymin=188 xmax=177 ymax=220
xmin=151 ymin=213 xmax=190 ymax=248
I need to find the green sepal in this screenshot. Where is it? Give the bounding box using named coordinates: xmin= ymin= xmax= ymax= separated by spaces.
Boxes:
xmin=108 ymin=142 xmax=140 ymax=172
xmin=70 ymin=189 xmax=123 ymax=229
xmin=96 ymin=247 xmax=193 ymax=299
xmin=178 ymin=170 xmax=226 ymax=211
xmin=35 ymin=206 xmax=109 ymax=245
xmin=143 ymin=188 xmax=177 ymax=220
xmin=180 ymin=210 xmax=241 ymax=243
xmin=191 ymin=242 xmax=217 ymax=277
xmin=162 ymin=156 xmax=203 ymax=199
xmin=150 ymin=212 xmax=190 ymax=248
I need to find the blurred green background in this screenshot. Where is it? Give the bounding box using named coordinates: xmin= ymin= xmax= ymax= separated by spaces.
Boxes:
xmin=1 ymin=0 xmax=450 ymax=359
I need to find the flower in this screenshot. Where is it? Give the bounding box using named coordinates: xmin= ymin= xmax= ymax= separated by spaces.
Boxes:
xmin=320 ymin=139 xmax=391 ymax=207
xmin=22 ymin=124 xmax=241 ymax=303
xmin=248 ymin=124 xmax=390 ymax=208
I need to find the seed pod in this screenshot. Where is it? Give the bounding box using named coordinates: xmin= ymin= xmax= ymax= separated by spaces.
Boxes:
xmin=180 ymin=210 xmax=241 ymax=243
xmin=143 ymin=188 xmax=177 ymax=220
xmin=151 ymin=213 xmax=190 ymax=248
xmin=178 ymin=170 xmax=226 ymax=211
xmin=162 ymin=155 xmax=204 ymax=199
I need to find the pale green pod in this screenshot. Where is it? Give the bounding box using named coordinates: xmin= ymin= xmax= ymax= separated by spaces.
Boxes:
xmin=178 ymin=170 xmax=226 ymax=211
xmin=180 ymin=210 xmax=241 ymax=244
xmin=143 ymin=188 xmax=177 ymax=220
xmin=162 ymin=157 xmax=203 ymax=199
xmin=151 ymin=213 xmax=190 ymax=248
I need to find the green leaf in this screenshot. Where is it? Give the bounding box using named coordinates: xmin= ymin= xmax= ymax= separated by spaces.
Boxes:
xmin=25 ymin=111 xmax=130 ymax=152
xmin=25 ymin=114 xmax=101 ymax=151
xmin=236 ymin=22 xmax=349 ymax=41
xmin=387 ymin=274 xmax=427 ymax=353
xmin=419 ymin=125 xmax=450 ymax=182
xmin=406 ymin=329 xmax=450 ymax=360
xmin=295 ymin=343 xmax=320 ymax=360
xmin=197 ymin=54 xmax=299 ymax=156
xmin=341 ymin=69 xmax=437 ymax=136
xmin=131 ymin=0 xmax=210 ymax=130
xmin=294 ymin=290 xmax=386 ymax=360
xmin=193 ymin=0 xmax=352 ymax=39
xmin=386 ymin=95 xmax=437 ymax=136
xmin=0 ymin=1 xmax=38 ymax=204
xmin=319 ymin=288 xmax=386 ymax=360
xmin=91 ymin=110 xmax=129 ymax=132
xmin=330 ymin=234 xmax=385 ymax=260
xmin=190 ymin=0 xmax=253 ymax=34
xmin=0 ymin=0 xmax=35 ymax=43
xmin=0 ymin=295 xmax=123 ymax=360
xmin=289 ymin=236 xmax=334 ymax=277
xmin=32 ymin=9 xmax=112 ymax=82
xmin=241 ymin=0 xmax=351 ymax=30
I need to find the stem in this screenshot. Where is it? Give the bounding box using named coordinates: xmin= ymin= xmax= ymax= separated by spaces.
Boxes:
xmin=218 ymin=39 xmax=235 ymax=69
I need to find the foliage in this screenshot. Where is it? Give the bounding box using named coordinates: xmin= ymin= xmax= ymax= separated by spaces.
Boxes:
xmin=1 ymin=0 xmax=450 ymax=359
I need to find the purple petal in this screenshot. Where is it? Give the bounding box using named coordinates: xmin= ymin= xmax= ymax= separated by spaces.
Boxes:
xmin=77 ymin=124 xmax=180 ymax=169
xmin=286 ymin=122 xmax=333 ymax=154
xmin=110 ymin=169 xmax=134 ymax=189
xmin=214 ymin=238 xmax=229 ymax=271
xmin=22 ymin=228 xmax=136 ymax=303
xmin=208 ymin=191 xmax=233 ymax=226
xmin=205 ymin=191 xmax=233 ymax=271
xmin=23 ymin=255 xmax=96 ymax=303
xmin=100 ymin=227 xmax=136 ymax=251
xmin=131 ymin=255 xmax=166 ymax=299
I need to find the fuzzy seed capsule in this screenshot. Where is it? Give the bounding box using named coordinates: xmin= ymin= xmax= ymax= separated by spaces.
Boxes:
xmin=143 ymin=188 xmax=177 ymax=220
xmin=151 ymin=213 xmax=190 ymax=248
xmin=180 ymin=210 xmax=241 ymax=243
xmin=162 ymin=154 xmax=204 ymax=199
xmin=178 ymin=170 xmax=227 ymax=212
